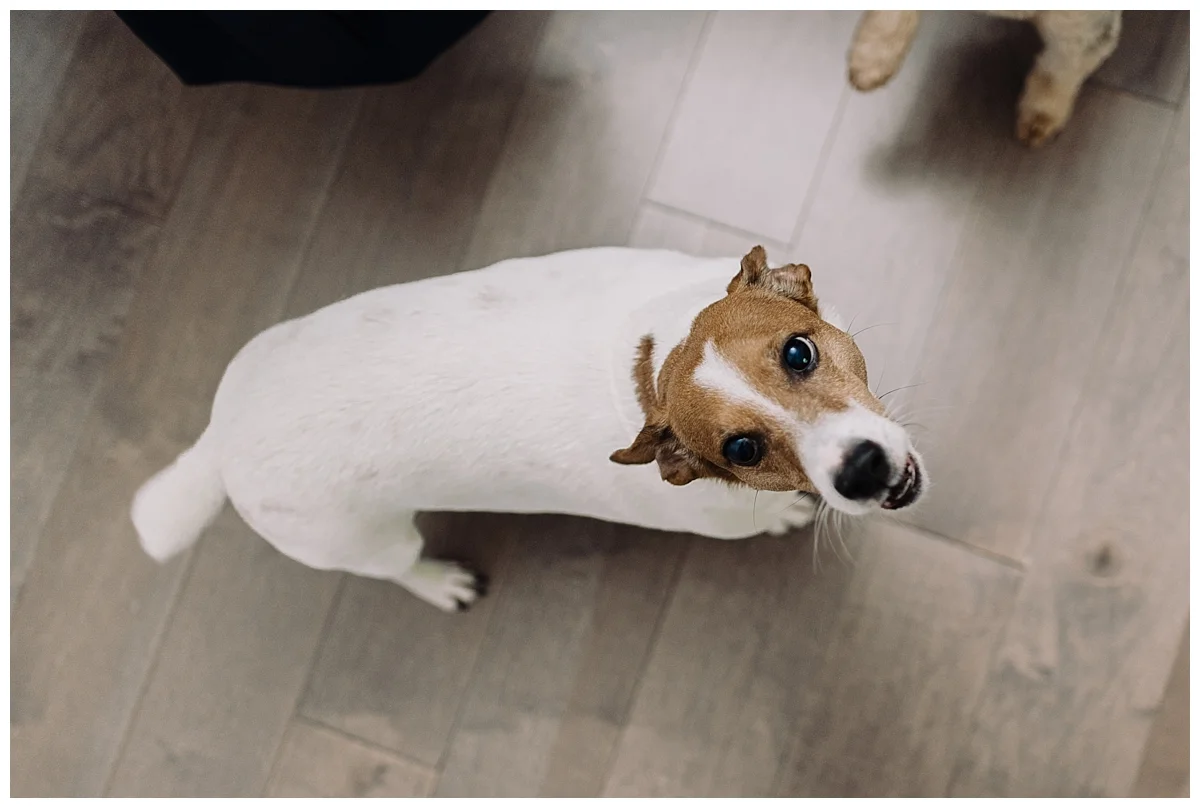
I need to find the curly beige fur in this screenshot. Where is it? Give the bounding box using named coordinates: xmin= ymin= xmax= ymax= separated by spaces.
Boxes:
xmin=848 ymin=11 xmax=1122 ymax=147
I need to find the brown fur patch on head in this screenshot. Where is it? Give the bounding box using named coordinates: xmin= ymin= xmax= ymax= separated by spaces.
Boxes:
xmin=611 ymin=246 xmax=886 ymax=492
xmin=609 ymin=336 xmax=735 ymax=486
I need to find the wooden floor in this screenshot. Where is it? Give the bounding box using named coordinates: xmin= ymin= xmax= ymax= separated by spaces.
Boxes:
xmin=10 ymin=11 xmax=1190 ymax=797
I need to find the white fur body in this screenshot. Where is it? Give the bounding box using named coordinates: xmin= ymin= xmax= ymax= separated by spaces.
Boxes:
xmin=132 ymin=248 xmax=815 ymax=599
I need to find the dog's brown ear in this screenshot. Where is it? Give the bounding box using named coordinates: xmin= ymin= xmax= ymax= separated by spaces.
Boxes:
xmin=610 ymin=423 xmax=708 ymax=486
xmin=727 ymin=245 xmax=819 ymax=313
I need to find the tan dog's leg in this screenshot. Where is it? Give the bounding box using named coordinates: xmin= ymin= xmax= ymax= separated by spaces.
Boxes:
xmin=848 ymin=11 xmax=921 ymax=91
xmin=1018 ymin=11 xmax=1121 ymax=147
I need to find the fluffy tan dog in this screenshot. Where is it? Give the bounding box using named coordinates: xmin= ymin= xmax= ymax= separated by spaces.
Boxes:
xmin=847 ymin=11 xmax=1122 ymax=147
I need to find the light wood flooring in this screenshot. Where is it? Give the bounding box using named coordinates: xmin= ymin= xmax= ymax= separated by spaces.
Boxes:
xmin=10 ymin=10 xmax=1190 ymax=797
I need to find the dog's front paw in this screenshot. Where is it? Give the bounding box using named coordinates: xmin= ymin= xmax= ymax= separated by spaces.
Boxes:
xmin=763 ymin=498 xmax=817 ymax=536
xmin=847 ymin=11 xmax=920 ymax=92
xmin=400 ymin=560 xmax=489 ymax=613
xmin=1016 ymin=71 xmax=1075 ymax=148
xmin=1017 ymin=108 xmax=1066 ymax=148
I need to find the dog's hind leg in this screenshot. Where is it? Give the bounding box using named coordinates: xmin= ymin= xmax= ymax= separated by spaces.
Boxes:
xmin=335 ymin=515 xmax=488 ymax=613
xmin=848 ymin=11 xmax=921 ymax=91
xmin=249 ymin=504 xmax=488 ymax=612
xmin=1017 ymin=11 xmax=1121 ymax=147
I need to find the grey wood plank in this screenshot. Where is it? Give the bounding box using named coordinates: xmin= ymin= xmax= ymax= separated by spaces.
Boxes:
xmin=11 ymin=11 xmax=205 ymax=605
xmin=10 ymin=10 xmax=85 ymax=196
xmin=1093 ymin=11 xmax=1189 ymax=105
xmin=284 ymin=11 xmax=549 ymax=312
xmin=1132 ymin=624 xmax=1189 ymax=797
xmin=266 ymin=719 xmax=437 ymax=798
xmin=300 ymin=513 xmax=517 ymax=767
xmin=288 ymin=12 xmax=548 ymax=770
xmin=461 ymin=10 xmax=708 ymax=269
xmin=899 ymin=86 xmax=1175 ymax=559
xmin=11 ymin=86 xmax=361 ymax=797
xmin=647 ymin=11 xmax=856 ymax=243
xmin=432 ymin=518 xmax=688 ymax=797
xmin=603 ymin=521 xmax=1019 ymax=797
xmin=947 ymin=98 xmax=1189 ymax=798
xmin=100 ymin=84 xmax=364 ymax=797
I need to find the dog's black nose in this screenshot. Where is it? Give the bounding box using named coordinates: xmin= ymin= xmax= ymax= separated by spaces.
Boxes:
xmin=834 ymin=440 xmax=892 ymax=501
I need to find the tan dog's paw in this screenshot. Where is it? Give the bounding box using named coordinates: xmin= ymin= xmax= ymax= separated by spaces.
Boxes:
xmin=848 ymin=61 xmax=895 ymax=92
xmin=1016 ymin=109 xmax=1065 ymax=148
xmin=847 ymin=11 xmax=920 ymax=92
xmin=1016 ymin=69 xmax=1075 ymax=148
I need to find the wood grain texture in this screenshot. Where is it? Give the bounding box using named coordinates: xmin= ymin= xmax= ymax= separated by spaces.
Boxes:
xmin=1132 ymin=624 xmax=1189 ymax=797
xmin=282 ymin=11 xmax=549 ymax=314
xmin=604 ymin=521 xmax=1019 ymax=797
xmin=11 ymin=11 xmax=204 ymax=604
xmin=10 ymin=10 xmax=85 ymax=196
xmin=267 ymin=720 xmax=437 ymax=798
xmin=899 ymin=86 xmax=1175 ymax=559
xmin=97 ymin=85 xmax=363 ymax=798
xmin=11 ymin=85 xmax=361 ymax=797
xmin=647 ymin=11 xmax=855 ymax=242
xmin=1093 ymin=11 xmax=1190 ymax=105
xmin=461 ymin=10 xmax=708 ymax=269
xmin=947 ymin=99 xmax=1189 ymax=798
xmin=434 ymin=519 xmax=688 ymax=797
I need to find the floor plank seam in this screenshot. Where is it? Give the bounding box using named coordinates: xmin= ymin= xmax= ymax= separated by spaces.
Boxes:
xmin=430 ymin=540 xmax=517 ymax=775
xmin=641 ymin=199 xmax=790 ymax=253
xmin=10 ymin=11 xmax=89 ymax=202
xmin=455 ymin=14 xmax=552 ymax=275
xmin=1007 ymin=97 xmax=1181 ymax=565
xmin=265 ymin=572 xmax=349 ymax=796
xmin=884 ymin=519 xmax=1027 ymax=572
xmin=291 ymin=713 xmax=438 ymax=772
xmin=593 ymin=536 xmax=696 ymax=795
xmin=98 ymin=548 xmax=204 ymax=796
xmin=1088 ymin=77 xmax=1184 ymax=109
xmin=787 ymin=83 xmax=852 ymax=249
xmin=622 ymin=11 xmax=715 ymax=247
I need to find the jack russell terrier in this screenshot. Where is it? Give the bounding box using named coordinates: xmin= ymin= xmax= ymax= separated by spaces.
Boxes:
xmin=132 ymin=246 xmax=927 ymax=611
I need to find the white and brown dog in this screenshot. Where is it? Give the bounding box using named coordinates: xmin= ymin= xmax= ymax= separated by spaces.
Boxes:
xmin=848 ymin=11 xmax=1122 ymax=146
xmin=132 ymin=247 xmax=927 ymax=611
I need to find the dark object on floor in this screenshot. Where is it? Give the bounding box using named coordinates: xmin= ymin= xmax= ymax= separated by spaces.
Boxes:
xmin=116 ymin=11 xmax=490 ymax=88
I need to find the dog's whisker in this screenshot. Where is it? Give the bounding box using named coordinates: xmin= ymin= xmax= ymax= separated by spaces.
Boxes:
xmin=812 ymin=502 xmax=827 ymax=573
xmin=879 ymin=382 xmax=927 ymax=401
xmin=850 ymin=322 xmax=896 ymax=340
xmin=872 ymin=359 xmax=888 ymax=398
xmin=834 ymin=511 xmax=856 ymax=565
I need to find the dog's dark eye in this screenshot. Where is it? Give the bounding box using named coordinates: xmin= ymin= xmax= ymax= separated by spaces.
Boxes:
xmin=783 ymin=335 xmax=818 ymax=373
xmin=723 ymin=436 xmax=763 ymax=467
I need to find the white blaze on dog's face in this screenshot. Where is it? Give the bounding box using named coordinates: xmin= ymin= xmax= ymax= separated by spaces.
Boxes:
xmin=611 ymin=246 xmax=926 ymax=516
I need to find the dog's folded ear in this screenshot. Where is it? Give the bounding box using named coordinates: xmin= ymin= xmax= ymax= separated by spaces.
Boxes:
xmin=610 ymin=423 xmax=708 ymax=486
xmin=727 ymin=245 xmax=819 ymax=313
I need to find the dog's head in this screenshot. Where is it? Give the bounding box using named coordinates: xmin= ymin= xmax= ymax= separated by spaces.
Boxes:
xmin=611 ymin=246 xmax=926 ymax=516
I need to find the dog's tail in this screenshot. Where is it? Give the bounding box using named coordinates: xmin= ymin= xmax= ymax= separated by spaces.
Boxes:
xmin=131 ymin=428 xmax=226 ymax=562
